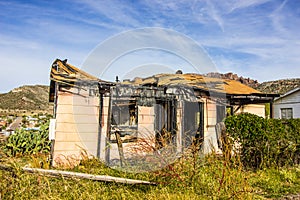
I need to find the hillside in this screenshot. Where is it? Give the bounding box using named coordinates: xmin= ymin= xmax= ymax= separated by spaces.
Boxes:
xmin=206 ymin=72 xmax=300 ymax=94
xmin=255 ymin=78 xmax=300 ymax=94
xmin=0 ymin=85 xmax=52 ymax=113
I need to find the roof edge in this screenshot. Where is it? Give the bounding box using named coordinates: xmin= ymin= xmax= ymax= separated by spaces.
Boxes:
xmin=275 ymin=87 xmax=300 ymax=101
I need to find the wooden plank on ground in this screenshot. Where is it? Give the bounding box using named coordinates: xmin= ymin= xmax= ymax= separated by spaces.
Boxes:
xmin=23 ymin=167 xmax=156 ymax=185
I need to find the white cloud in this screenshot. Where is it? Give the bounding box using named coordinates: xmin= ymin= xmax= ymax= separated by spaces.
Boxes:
xmin=74 ymin=0 xmax=141 ymax=27
xmin=229 ymin=0 xmax=273 ymax=13
xmin=0 ymin=0 xmax=299 ymax=92
xmin=204 ymin=0 xmax=225 ymax=31
xmin=0 ymin=34 xmax=41 ymax=50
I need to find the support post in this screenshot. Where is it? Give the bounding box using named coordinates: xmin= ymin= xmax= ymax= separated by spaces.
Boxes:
xmin=115 ymin=131 xmax=125 ymax=167
xmin=105 ymin=92 xmax=112 ymax=164
xmin=97 ymin=91 xmax=103 ymax=159
xmin=270 ymin=101 xmax=274 ymax=119
xmin=50 ymin=82 xmax=59 ymax=166
xmin=230 ymin=106 xmax=234 ymax=116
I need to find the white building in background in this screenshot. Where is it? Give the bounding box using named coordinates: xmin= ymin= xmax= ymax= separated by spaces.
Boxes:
xmin=274 ymin=87 xmax=300 ymax=119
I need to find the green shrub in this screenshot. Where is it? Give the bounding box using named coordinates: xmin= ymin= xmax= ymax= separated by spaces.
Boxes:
xmin=3 ymin=122 xmax=51 ymax=156
xmin=225 ymin=113 xmax=300 ymax=169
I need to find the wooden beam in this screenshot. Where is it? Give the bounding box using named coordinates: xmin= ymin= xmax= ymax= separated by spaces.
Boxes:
xmin=115 ymin=131 xmax=125 ymax=167
xmin=1 ymin=164 xmax=156 ymax=185
xmin=270 ymin=101 xmax=274 ymax=119
xmin=23 ymin=167 xmax=156 ymax=185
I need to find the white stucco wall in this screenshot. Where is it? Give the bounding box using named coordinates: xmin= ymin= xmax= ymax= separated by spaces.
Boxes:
xmin=235 ymin=104 xmax=266 ymax=118
xmin=53 ymin=86 xmax=100 ymax=166
xmin=203 ymin=99 xmax=220 ymax=154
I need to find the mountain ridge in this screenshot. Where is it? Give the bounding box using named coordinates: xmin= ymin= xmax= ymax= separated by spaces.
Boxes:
xmin=0 ymin=85 xmax=52 ymax=114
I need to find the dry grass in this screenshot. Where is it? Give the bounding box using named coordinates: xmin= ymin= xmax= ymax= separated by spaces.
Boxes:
xmin=1 ymin=140 xmax=300 ymax=199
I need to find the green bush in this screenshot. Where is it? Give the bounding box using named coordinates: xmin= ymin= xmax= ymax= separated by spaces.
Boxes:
xmin=3 ymin=122 xmax=51 ymax=156
xmin=225 ymin=113 xmax=300 ymax=169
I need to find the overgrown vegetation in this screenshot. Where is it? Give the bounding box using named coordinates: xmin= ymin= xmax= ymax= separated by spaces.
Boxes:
xmin=1 ymin=150 xmax=300 ymax=199
xmin=0 ymin=113 xmax=300 ymax=199
xmin=225 ymin=113 xmax=300 ymax=169
xmin=2 ymin=122 xmax=51 ymax=156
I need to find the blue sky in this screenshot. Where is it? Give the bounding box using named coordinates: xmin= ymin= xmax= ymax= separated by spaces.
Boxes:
xmin=1 ymin=0 xmax=300 ymax=93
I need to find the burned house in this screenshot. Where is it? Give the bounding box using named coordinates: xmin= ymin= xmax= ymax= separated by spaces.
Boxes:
xmin=49 ymin=59 xmax=278 ymax=168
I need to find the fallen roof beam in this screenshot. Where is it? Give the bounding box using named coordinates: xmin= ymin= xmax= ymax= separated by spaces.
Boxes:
xmin=23 ymin=167 xmax=157 ymax=185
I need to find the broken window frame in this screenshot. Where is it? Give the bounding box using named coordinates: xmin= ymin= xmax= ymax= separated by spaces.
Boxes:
xmin=182 ymin=101 xmax=204 ymax=149
xmin=154 ymin=98 xmax=178 ymax=149
xmin=109 ymin=98 xmax=138 ymax=143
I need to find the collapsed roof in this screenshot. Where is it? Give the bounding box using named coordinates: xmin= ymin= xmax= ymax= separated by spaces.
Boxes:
xmin=123 ymin=73 xmax=261 ymax=95
xmin=49 ymin=59 xmax=112 ymax=102
xmin=49 ymin=59 xmax=279 ymax=104
xmin=50 ymin=59 xmax=109 ymax=84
